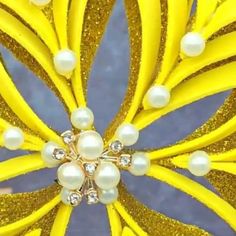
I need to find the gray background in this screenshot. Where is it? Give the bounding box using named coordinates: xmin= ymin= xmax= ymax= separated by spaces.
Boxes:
xmin=0 ymin=1 xmax=235 ymax=235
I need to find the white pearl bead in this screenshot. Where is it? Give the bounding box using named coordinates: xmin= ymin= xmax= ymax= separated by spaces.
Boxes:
xmin=60 ymin=187 xmax=71 ymax=205
xmin=98 ymin=187 xmax=118 ymax=204
xmin=188 ymin=151 xmax=211 ymax=176
xmin=3 ymin=127 xmax=24 ymax=150
xmin=57 ymin=162 xmax=85 ymax=190
xmin=146 ymin=85 xmax=170 ymax=108
xmin=53 ymin=49 xmax=77 ymax=76
xmin=181 ymin=32 xmax=206 ymax=57
xmin=94 ymin=162 xmax=120 ymax=190
xmin=71 ymin=107 xmax=94 ymax=130
xmin=41 ymin=141 xmax=61 ymax=168
xmin=77 ymin=130 xmax=104 ymax=160
xmin=115 ymin=123 xmax=139 ymax=146
xmin=129 ymin=152 xmax=150 ymax=176
xmin=30 ymin=0 xmax=51 ymax=6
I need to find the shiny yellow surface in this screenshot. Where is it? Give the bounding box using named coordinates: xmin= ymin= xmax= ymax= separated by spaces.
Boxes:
xmin=25 ymin=229 xmax=42 ymax=236
xmin=0 ymin=154 xmax=45 ymax=182
xmin=0 ymin=0 xmax=59 ymax=54
xmin=194 ymin=0 xmax=218 ymax=32
xmin=121 ymin=227 xmax=136 ymax=236
xmin=0 ymin=0 xmax=236 ymax=235
xmin=51 ymin=204 xmax=73 ymax=236
xmin=69 ymin=0 xmax=88 ymax=106
xmin=148 ymin=165 xmax=236 ymax=231
xmin=143 ymin=0 xmax=188 ymax=108
xmin=53 ymin=0 xmax=70 ymax=49
xmin=107 ymin=205 xmax=122 ymax=236
xmin=114 ymin=201 xmax=148 ymax=236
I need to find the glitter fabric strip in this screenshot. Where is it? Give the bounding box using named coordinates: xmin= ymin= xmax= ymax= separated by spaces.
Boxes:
xmin=20 ymin=206 xmax=60 ymax=236
xmin=207 ymin=170 xmax=236 ymax=208
xmin=104 ymin=0 xmax=142 ymax=142
xmin=118 ymin=183 xmax=210 ymax=236
xmin=155 ymin=0 xmax=168 ymax=78
xmin=0 ymin=30 xmax=70 ymax=116
xmin=0 ymin=184 xmax=60 ymax=227
xmin=81 ymin=0 xmax=116 ymax=92
xmin=209 ymin=22 xmax=236 ymax=40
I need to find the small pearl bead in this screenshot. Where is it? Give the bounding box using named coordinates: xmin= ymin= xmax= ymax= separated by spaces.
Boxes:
xmin=30 ymin=0 xmax=51 ymax=6
xmin=129 ymin=152 xmax=150 ymax=176
xmin=77 ymin=130 xmax=104 ymax=160
xmin=53 ymin=49 xmax=77 ymax=76
xmin=57 ymin=162 xmax=85 ymax=190
xmin=94 ymin=162 xmax=120 ymax=190
xmin=41 ymin=141 xmax=61 ymax=168
xmin=60 ymin=187 xmax=71 ymax=205
xmin=3 ymin=127 xmax=24 ymax=150
xmin=71 ymin=107 xmax=94 ymax=130
xmin=146 ymin=85 xmax=170 ymax=108
xmin=115 ymin=123 xmax=139 ymax=146
xmin=98 ymin=187 xmax=119 ymax=205
xmin=181 ymin=32 xmax=206 ymax=57
xmin=188 ymin=151 xmax=211 ymax=176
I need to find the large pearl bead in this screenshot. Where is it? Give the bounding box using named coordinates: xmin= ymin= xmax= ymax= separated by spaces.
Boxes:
xmin=71 ymin=107 xmax=94 ymax=130
xmin=129 ymin=152 xmax=150 ymax=176
xmin=98 ymin=187 xmax=119 ymax=205
xmin=115 ymin=123 xmax=139 ymax=146
xmin=3 ymin=127 xmax=24 ymax=150
xmin=94 ymin=162 xmax=120 ymax=190
xmin=188 ymin=151 xmax=211 ymax=176
xmin=53 ymin=49 xmax=77 ymax=76
xmin=181 ymin=32 xmax=206 ymax=57
xmin=30 ymin=0 xmax=51 ymax=6
xmin=41 ymin=141 xmax=61 ymax=168
xmin=57 ymin=162 xmax=85 ymax=190
xmin=146 ymin=85 xmax=170 ymax=108
xmin=77 ymin=131 xmax=104 ymax=160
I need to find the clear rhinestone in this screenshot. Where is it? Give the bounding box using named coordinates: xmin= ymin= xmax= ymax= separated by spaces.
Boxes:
xmin=84 ymin=163 xmax=97 ymax=176
xmin=61 ymin=130 xmax=75 ymax=144
xmin=87 ymin=189 xmax=99 ymax=204
xmin=52 ymin=148 xmax=66 ymax=160
xmin=109 ymin=140 xmax=123 ymax=153
xmin=118 ymin=154 xmax=131 ymax=168
xmin=68 ymin=192 xmax=82 ymax=206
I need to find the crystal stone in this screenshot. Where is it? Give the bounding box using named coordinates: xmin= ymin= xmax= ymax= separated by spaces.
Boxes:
xmin=53 ymin=148 xmax=66 ymax=160
xmin=68 ymin=192 xmax=82 ymax=206
xmin=61 ymin=130 xmax=76 ymax=144
xmin=118 ymin=154 xmax=131 ymax=168
xmin=87 ymin=189 xmax=99 ymax=204
xmin=109 ymin=140 xmax=123 ymax=153
xmin=84 ymin=163 xmax=97 ymax=175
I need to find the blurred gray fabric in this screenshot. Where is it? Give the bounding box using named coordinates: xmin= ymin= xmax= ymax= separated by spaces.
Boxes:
xmin=0 ymin=1 xmax=235 ymax=235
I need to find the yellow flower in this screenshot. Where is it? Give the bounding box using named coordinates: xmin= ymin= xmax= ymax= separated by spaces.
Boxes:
xmin=0 ymin=0 xmax=236 ymax=235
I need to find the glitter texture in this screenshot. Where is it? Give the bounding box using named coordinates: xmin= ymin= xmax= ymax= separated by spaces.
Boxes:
xmin=104 ymin=0 xmax=142 ymax=142
xmin=118 ymin=183 xmax=210 ymax=236
xmin=0 ymin=30 xmax=70 ymax=116
xmin=0 ymin=185 xmax=60 ymax=227
xmin=81 ymin=0 xmax=116 ymax=92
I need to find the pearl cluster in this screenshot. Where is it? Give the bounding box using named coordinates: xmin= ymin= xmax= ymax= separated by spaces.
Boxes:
xmin=41 ymin=107 xmax=150 ymax=206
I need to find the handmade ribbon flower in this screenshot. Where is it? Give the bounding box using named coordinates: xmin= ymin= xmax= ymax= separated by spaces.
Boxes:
xmin=0 ymin=0 xmax=236 ymax=235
